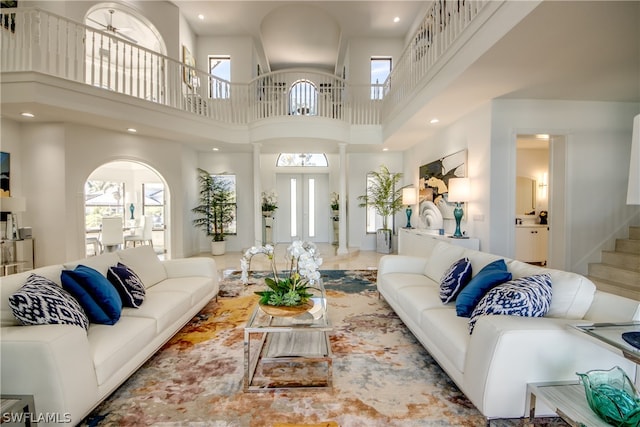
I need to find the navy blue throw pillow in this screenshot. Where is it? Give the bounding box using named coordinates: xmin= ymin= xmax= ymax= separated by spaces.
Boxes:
xmin=455 ymin=259 xmax=512 ymax=317
xmin=107 ymin=262 xmax=145 ymax=308
xmin=439 ymin=257 xmax=472 ymax=304
xmin=61 ymin=265 xmax=122 ymax=325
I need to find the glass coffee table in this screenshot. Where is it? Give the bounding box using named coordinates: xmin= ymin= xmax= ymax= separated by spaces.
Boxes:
xmin=243 ymin=282 xmax=332 ymax=392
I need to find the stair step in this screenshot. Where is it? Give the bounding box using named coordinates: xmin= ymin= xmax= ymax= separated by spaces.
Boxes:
xmin=601 ymin=251 xmax=640 ymax=271
xmin=588 ymin=263 xmax=640 ymax=288
xmin=630 ymin=226 xmax=640 ymax=241
xmin=616 ymin=238 xmax=640 ymax=255
xmin=589 ymin=277 xmax=640 ymax=301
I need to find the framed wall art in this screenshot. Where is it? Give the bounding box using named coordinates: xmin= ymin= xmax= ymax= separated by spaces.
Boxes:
xmin=1 ymin=151 xmax=10 ymax=197
xmin=182 ymin=45 xmax=196 ymax=88
xmin=418 ymin=149 xmax=467 ymax=222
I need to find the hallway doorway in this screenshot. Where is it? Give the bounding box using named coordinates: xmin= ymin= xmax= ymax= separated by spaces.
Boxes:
xmin=275 ymin=173 xmax=330 ymax=243
xmin=84 ymin=161 xmax=168 ymax=257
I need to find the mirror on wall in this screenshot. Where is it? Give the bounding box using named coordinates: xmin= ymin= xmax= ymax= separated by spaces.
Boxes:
xmin=516 ymin=176 xmax=536 ymax=214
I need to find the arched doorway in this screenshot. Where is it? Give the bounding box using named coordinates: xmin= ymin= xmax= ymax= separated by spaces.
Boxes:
xmin=84 ymin=4 xmax=167 ymax=102
xmin=84 ymin=161 xmax=169 ymax=258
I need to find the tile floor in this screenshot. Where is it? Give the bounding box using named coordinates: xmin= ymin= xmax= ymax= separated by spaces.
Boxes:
xmin=198 ymin=243 xmax=385 ymax=276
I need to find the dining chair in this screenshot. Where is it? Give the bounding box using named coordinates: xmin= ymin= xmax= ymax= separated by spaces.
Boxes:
xmin=124 ymin=215 xmax=153 ymax=248
xmin=101 ymin=217 xmax=124 ymax=252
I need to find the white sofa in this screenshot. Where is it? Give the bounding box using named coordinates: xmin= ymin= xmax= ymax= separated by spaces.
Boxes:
xmin=0 ymin=246 xmax=218 ymax=426
xmin=377 ymin=237 xmax=640 ymax=421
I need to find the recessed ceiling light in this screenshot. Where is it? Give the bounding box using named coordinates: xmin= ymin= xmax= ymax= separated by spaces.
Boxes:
xmin=212 ymin=147 xmax=219 ymax=151
xmin=198 ymin=14 xmax=204 ymax=20
xmin=382 ymin=148 xmax=389 ymax=152
xmin=535 ymin=134 xmax=550 ymax=139
xmin=429 ymin=118 xmax=439 ymax=124
xmin=393 ymin=16 xmax=400 ymax=23
xmin=127 ymin=128 xmax=137 ymax=133
xmin=20 ymin=112 xmax=35 ymax=118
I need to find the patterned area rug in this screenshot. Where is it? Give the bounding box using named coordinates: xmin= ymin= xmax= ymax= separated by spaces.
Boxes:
xmin=82 ymin=270 xmax=566 ymax=427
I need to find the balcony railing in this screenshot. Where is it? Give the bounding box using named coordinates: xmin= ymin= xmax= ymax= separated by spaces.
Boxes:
xmin=1 ymin=2 xmax=490 ymax=127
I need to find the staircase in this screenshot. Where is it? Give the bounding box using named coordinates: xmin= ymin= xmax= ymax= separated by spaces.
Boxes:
xmin=588 ymin=226 xmax=640 ymax=300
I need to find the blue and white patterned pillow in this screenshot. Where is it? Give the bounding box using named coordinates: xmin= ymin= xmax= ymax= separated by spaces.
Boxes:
xmin=468 ymin=274 xmax=552 ymax=334
xmin=107 ymin=262 xmax=146 ymax=308
xmin=8 ymin=274 xmax=89 ymax=331
xmin=439 ymin=257 xmax=472 ymax=304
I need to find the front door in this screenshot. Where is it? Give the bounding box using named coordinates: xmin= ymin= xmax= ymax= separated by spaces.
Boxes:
xmin=275 ymin=174 xmax=329 ymax=243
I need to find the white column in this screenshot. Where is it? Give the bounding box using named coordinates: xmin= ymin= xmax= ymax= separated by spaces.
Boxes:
xmin=253 ymin=143 xmax=262 ymax=246
xmin=337 ymin=143 xmax=349 ymax=255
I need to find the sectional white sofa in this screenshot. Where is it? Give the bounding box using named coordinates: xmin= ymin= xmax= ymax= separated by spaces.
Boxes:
xmin=377 ymin=237 xmax=640 ymax=421
xmin=0 ymin=246 xmax=218 ymax=426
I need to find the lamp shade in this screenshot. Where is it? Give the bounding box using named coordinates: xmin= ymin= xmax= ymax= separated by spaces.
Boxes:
xmin=627 ymin=114 xmax=640 ymax=205
xmin=402 ymin=187 xmax=417 ymax=205
xmin=447 ymin=178 xmax=470 ymax=203
xmin=0 ymin=196 xmax=26 ymax=213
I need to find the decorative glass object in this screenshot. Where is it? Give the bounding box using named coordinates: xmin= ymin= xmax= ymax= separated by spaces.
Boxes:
xmin=577 ymin=366 xmax=640 ymax=426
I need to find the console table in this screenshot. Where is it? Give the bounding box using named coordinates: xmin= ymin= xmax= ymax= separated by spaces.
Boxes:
xmin=0 ymin=238 xmax=34 ymax=276
xmin=398 ymin=228 xmax=480 ymax=256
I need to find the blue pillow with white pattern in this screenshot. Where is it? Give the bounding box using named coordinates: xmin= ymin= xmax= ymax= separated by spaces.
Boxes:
xmin=468 ymin=274 xmax=552 ymax=334
xmin=8 ymin=274 xmax=89 ymax=331
xmin=439 ymin=257 xmax=472 ymax=304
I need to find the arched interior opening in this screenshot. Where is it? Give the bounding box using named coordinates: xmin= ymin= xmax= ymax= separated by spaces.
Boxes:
xmin=84 ymin=161 xmax=169 ymax=258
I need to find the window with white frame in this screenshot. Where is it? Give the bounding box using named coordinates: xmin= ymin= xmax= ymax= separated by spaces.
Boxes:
xmin=371 ymin=57 xmax=391 ymax=100
xmin=276 ymin=153 xmax=328 ymax=167
xmin=289 ymin=80 xmax=317 ymax=115
xmin=209 ymin=56 xmax=231 ymax=99
xmin=212 ymin=174 xmax=237 ymax=234
xmin=142 ymin=182 xmax=165 ymax=228
xmin=84 ymin=180 xmax=125 ymax=230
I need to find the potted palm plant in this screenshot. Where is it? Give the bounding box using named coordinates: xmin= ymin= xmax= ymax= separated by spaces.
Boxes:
xmin=192 ymin=168 xmax=236 ymax=255
xmin=357 ymin=165 xmax=403 ymax=253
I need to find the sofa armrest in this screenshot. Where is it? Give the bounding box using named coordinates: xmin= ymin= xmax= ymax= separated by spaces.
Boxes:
xmin=0 ymin=325 xmax=99 ymax=425
xmin=377 ymin=255 xmax=428 ymax=275
xmin=464 ymin=315 xmax=636 ymax=419
xmin=162 ymin=257 xmax=219 ymax=281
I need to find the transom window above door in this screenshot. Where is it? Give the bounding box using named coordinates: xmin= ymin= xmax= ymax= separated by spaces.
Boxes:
xmin=276 ymin=153 xmax=328 ymax=167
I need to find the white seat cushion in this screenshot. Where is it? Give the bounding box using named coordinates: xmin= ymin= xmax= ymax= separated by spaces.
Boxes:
xmin=396 ymin=284 xmax=448 ymax=321
xmin=122 ymin=290 xmax=191 ymax=333
xmin=420 ymin=308 xmax=470 ymax=374
xmin=88 ymin=316 xmax=156 ymax=385
xmin=149 ymin=277 xmax=215 ymax=306
xmin=378 ymin=273 xmax=435 ymax=303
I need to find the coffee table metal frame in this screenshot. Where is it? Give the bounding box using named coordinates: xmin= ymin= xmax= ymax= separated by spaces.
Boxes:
xmin=243 ymin=282 xmax=332 ymax=392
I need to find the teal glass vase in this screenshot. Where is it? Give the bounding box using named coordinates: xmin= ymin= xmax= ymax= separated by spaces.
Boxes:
xmin=577 ymin=366 xmax=640 ymax=426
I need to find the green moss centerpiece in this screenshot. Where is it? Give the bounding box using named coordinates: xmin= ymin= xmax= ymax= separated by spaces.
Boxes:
xmin=241 ymin=241 xmax=323 ymax=317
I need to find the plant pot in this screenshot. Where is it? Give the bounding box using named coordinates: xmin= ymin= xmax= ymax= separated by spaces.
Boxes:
xmin=376 ymin=229 xmax=393 ymax=254
xmin=258 ymin=300 xmax=314 ymax=317
xmin=211 ymin=240 xmax=226 ymax=256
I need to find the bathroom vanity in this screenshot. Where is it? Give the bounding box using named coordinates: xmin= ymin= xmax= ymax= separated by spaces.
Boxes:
xmin=515 ymin=224 xmax=548 ymax=265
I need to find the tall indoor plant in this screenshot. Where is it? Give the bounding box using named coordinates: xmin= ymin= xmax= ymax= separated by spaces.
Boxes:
xmin=357 ymin=165 xmax=403 ymax=253
xmin=192 ymin=168 xmax=235 ymax=255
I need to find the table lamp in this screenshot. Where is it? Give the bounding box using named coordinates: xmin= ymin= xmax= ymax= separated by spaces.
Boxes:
xmin=447 ymin=178 xmax=470 ymax=238
xmin=402 ymin=187 xmax=417 ymax=228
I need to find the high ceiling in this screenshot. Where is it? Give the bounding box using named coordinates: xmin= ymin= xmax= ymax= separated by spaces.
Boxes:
xmin=173 ymin=1 xmax=427 ymax=72
xmin=171 ymin=0 xmax=639 ymax=151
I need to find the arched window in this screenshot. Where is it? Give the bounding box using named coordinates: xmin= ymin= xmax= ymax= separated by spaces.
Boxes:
xmin=289 ymin=80 xmax=317 ymax=116
xmin=276 ymin=153 xmax=328 ymax=167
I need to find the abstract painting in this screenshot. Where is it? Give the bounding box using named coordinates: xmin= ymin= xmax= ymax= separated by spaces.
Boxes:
xmin=418 ymin=149 xmax=466 ymax=220
xmin=1 ymin=152 xmax=9 ymax=197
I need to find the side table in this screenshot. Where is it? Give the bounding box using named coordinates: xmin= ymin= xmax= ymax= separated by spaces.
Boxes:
xmin=526 ymin=381 xmax=610 ymax=427
xmin=1 ymin=395 xmax=36 ymax=426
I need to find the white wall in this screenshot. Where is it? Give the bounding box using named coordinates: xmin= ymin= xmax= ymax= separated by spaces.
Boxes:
xmin=196 ymin=37 xmax=255 ymax=83
xmin=403 ymin=103 xmax=493 ymax=250
xmin=3 ymin=118 xmax=198 ymax=266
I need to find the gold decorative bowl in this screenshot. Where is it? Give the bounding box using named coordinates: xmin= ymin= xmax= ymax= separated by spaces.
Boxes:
xmin=258 ymin=300 xmax=314 ymax=317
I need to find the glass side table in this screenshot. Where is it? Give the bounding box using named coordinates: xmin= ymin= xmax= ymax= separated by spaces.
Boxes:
xmin=526 ymin=381 xmax=611 ymax=427
xmin=570 ymin=322 xmax=640 ymax=365
xmin=243 ymin=280 xmax=333 ymax=392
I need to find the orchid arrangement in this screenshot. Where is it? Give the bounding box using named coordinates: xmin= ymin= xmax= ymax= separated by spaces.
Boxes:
xmin=241 ymin=241 xmax=323 ymax=307
xmin=261 ymin=190 xmax=278 ymax=212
